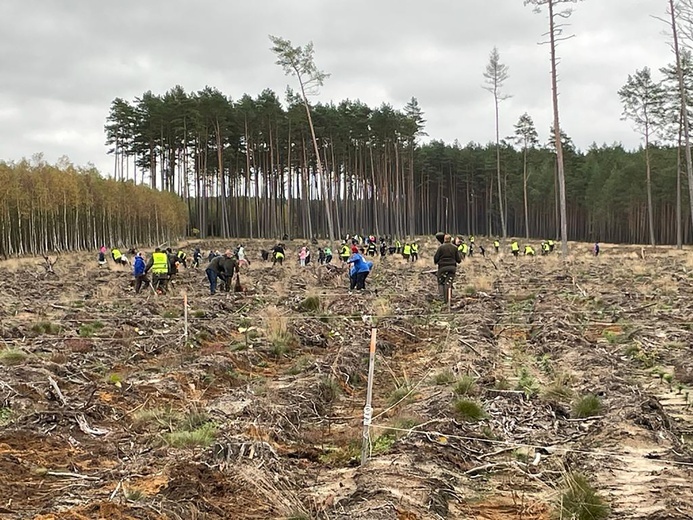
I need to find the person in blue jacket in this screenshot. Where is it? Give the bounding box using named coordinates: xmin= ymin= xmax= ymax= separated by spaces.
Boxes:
xmin=348 ymin=248 xmax=373 ymax=290
xmin=132 ymin=252 xmax=149 ymax=294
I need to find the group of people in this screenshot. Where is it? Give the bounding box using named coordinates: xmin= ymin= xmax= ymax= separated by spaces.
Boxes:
xmin=345 ymin=235 xmax=421 ymax=262
xmin=98 ymin=246 xmax=129 ymax=267
xmin=106 ymin=232 xmax=596 ymax=300
xmin=260 ymin=239 xmax=377 ymax=290
xmin=132 ymin=247 xmax=188 ymax=294
xmin=99 ymin=244 xmax=244 ymax=295
xmin=507 ymin=238 xmax=555 ymax=257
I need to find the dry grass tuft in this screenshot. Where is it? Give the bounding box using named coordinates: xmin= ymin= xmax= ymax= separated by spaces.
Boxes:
xmin=263 ymin=305 xmax=293 ymax=349
xmin=373 ymin=297 xmax=391 ymax=317
xmin=96 ymin=284 xmax=119 ymax=298
xmin=629 ymin=262 xmax=652 ymax=276
xmin=540 ymin=254 xmax=564 ymax=267
xmin=473 ymin=273 xmax=493 ymax=292
xmin=0 ymin=348 xmax=28 ymax=366
xmin=0 ymin=258 xmax=27 ymax=271
xmin=556 ymin=472 xmax=610 ymax=520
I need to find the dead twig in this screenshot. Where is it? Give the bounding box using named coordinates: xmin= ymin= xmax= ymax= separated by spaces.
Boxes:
xmin=109 ymin=479 xmax=123 ymax=501
xmin=48 ymin=376 xmax=67 ymax=406
xmin=76 ymin=414 xmax=110 ymax=436
xmin=464 ymin=462 xmax=512 ymax=476
xmin=45 ymin=470 xmax=100 ymax=481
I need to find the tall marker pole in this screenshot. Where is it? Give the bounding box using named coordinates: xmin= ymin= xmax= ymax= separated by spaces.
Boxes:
xmin=361 ymin=324 xmax=378 ymax=466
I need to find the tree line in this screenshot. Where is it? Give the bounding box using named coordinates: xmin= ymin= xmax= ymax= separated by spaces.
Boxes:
xmin=103 ymin=83 xmax=692 ymax=245
xmin=0 ymin=158 xmax=187 ymax=257
xmin=97 ymin=0 xmax=693 ymax=247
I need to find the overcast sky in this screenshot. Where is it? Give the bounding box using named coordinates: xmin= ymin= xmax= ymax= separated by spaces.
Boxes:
xmin=0 ymin=0 xmax=676 ymax=175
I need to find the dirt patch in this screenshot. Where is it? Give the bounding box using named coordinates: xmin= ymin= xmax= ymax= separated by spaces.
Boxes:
xmin=1 ymin=241 xmax=693 ymax=519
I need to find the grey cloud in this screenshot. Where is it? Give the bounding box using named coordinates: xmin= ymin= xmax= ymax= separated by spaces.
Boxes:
xmin=0 ymin=0 xmax=677 ymax=174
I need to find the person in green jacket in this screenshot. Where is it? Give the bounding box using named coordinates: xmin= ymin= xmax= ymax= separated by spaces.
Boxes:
xmin=402 ymin=242 xmax=411 ymax=260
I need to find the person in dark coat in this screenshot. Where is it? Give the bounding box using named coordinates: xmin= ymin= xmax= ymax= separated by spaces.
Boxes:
xmin=218 ymin=250 xmax=239 ymax=292
xmin=206 ymin=255 xmax=224 ymax=295
xmin=192 ymin=248 xmax=202 ymax=268
xmin=433 ymin=234 xmax=462 ymax=303
xmin=205 ymin=250 xmax=238 ymax=294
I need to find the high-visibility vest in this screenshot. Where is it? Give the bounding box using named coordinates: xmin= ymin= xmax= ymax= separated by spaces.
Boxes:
xmin=470 ymin=236 xmax=475 ymax=243
xmin=548 ymin=240 xmax=555 ymax=247
xmin=403 ymin=244 xmax=411 ymax=255
xmin=112 ymin=248 xmax=122 ymax=260
xmin=411 ymin=244 xmax=418 ymax=253
xmin=340 ymin=246 xmax=350 ymax=257
xmin=458 ymin=243 xmax=469 ymax=254
xmin=511 ymin=242 xmax=519 ymax=252
xmin=493 ymin=240 xmax=500 ymax=248
xmin=525 ymin=246 xmax=535 ymax=255
xmin=177 ymin=251 xmax=186 ymax=260
xmin=152 ymin=252 xmax=169 ymax=274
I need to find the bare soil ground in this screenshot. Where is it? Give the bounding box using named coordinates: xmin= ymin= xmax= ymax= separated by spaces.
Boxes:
xmin=1 ymin=239 xmax=692 ymax=519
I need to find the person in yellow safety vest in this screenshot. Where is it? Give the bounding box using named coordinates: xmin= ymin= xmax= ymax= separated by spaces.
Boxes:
xmin=410 ymin=243 xmax=419 ymax=262
xmin=524 ymin=244 xmax=536 ymax=256
xmin=272 ymin=243 xmax=286 ymax=266
xmin=402 ymin=242 xmax=411 ymax=260
xmin=145 ymin=247 xmax=170 ymax=294
xmin=493 ymin=238 xmax=500 ymax=253
xmin=469 ymin=235 xmax=475 ymax=245
xmin=457 ymin=241 xmax=469 ymax=259
xmin=177 ymin=250 xmax=188 ymax=268
xmin=541 ymin=242 xmax=550 ymax=255
xmin=547 ymin=239 xmax=555 ymax=252
xmin=111 ymin=248 xmax=127 ymax=266
xmin=510 ymin=239 xmax=520 ymax=258
xmin=395 ymin=239 xmax=402 ymax=254
xmin=339 ymin=242 xmax=350 ymax=263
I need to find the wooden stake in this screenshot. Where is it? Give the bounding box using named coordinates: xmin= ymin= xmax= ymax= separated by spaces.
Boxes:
xmin=447 ymin=285 xmax=452 ymax=313
xmin=361 ymin=326 xmax=378 ymax=466
xmin=183 ymin=291 xmax=188 ymax=344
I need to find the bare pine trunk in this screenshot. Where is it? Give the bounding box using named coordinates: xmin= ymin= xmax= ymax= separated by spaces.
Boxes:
xmin=671 ymin=0 xmax=693 ymax=241
xmin=549 ymin=0 xmax=569 ymax=256
xmin=677 ymin=113 xmax=683 ymax=249
xmin=495 ymin=95 xmax=507 ymax=238
xmin=297 ymin=78 xmax=334 ymax=241
xmin=523 ymin=145 xmax=529 ymax=239
xmin=644 ymin=132 xmax=656 ymax=247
